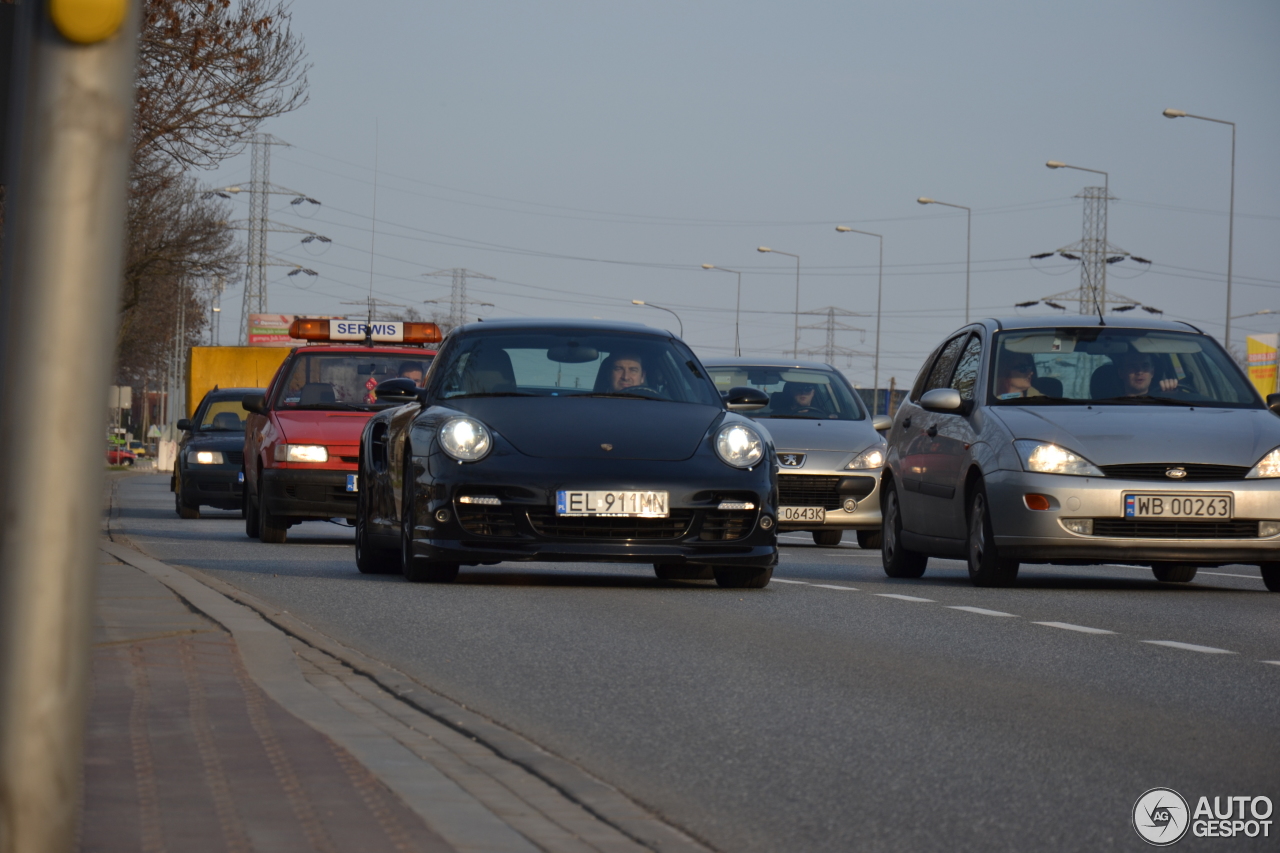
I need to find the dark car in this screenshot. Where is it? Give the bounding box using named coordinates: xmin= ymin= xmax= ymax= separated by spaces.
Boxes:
xmin=172 ymin=387 xmax=262 ymax=518
xmin=354 ymin=319 xmax=779 ymax=588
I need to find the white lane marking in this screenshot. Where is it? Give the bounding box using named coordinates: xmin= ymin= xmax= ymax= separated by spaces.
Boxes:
xmin=812 ymin=584 xmax=858 ymax=591
xmin=1033 ymin=621 xmax=1116 ymax=635
xmin=1263 ymin=661 xmax=1280 ymax=667
xmin=1142 ymin=640 xmax=1235 ymax=655
xmin=771 ymin=579 xmax=810 ymax=585
xmin=1197 ymin=571 xmax=1264 ymax=580
xmin=948 ymin=606 xmax=1017 ymax=617
xmin=874 ymin=593 xmax=934 ymax=603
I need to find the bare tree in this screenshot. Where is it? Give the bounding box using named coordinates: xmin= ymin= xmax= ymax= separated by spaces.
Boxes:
xmin=134 ymin=0 xmax=310 ymax=169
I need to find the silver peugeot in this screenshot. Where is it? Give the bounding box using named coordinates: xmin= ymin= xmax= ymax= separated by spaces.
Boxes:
xmin=704 ymin=358 xmax=891 ymax=548
xmin=881 ymin=316 xmax=1280 ymax=589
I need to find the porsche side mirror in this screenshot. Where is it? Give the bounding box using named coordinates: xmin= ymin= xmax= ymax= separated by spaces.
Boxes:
xmin=176 ymin=418 xmax=191 ymax=431
xmin=1268 ymin=393 xmax=1280 ymax=415
xmin=872 ymin=414 xmax=893 ymax=431
xmin=919 ymin=387 xmax=965 ymax=414
xmin=374 ymin=377 xmax=422 ymax=404
xmin=242 ymin=393 xmax=266 ymax=415
xmin=725 ymin=386 xmax=769 ymax=411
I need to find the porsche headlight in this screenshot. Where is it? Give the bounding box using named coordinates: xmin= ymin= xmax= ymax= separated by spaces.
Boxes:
xmin=1246 ymin=447 xmax=1280 ymax=479
xmin=714 ymin=423 xmax=764 ymax=469
xmin=847 ymin=444 xmax=886 ymax=470
xmin=1013 ymin=440 xmax=1102 ymax=477
xmin=439 ymin=417 xmax=492 ymax=462
xmin=189 ymin=450 xmax=225 ymax=465
xmin=274 ymin=444 xmax=329 ymax=463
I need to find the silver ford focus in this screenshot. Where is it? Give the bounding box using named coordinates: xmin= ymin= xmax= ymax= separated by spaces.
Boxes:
xmin=704 ymin=358 xmax=890 ymax=548
xmin=881 ymin=316 xmax=1280 ymax=589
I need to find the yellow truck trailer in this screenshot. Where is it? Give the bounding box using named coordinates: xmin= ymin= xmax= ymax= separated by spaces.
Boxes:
xmin=185 ymin=346 xmax=291 ymax=418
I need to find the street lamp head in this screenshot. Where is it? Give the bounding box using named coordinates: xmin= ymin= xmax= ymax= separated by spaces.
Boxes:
xmin=835 ymin=225 xmax=852 ymax=232
xmin=1046 ymin=160 xmax=1066 ymax=169
xmin=631 ymin=300 xmax=645 ymax=306
xmin=1163 ymin=108 xmax=1187 ymax=118
xmin=757 ymin=247 xmax=771 ymax=253
xmin=917 ymin=197 xmax=934 ymax=205
xmin=701 ymin=264 xmax=714 ymax=269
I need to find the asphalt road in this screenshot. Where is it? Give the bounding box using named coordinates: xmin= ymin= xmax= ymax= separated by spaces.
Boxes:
xmin=111 ymin=474 xmax=1279 ymax=852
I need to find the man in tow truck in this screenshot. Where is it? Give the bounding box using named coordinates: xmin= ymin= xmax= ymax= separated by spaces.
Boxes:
xmin=242 ymin=318 xmax=442 ymax=543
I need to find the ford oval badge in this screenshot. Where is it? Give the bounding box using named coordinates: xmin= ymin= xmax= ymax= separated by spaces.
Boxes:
xmin=1165 ymin=467 xmax=1187 ymax=479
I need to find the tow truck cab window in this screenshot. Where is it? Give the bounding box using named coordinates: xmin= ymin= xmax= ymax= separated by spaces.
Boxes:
xmin=273 ymin=353 xmax=435 ymax=409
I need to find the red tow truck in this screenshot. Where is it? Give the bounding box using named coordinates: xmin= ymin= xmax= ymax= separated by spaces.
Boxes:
xmin=242 ymin=318 xmax=442 ymax=542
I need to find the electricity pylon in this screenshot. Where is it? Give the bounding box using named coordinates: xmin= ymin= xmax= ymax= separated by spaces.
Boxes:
xmin=423 ymin=268 xmax=495 ymax=329
xmin=1028 ymin=185 xmax=1153 ymax=314
xmin=798 ymin=307 xmax=867 ymax=366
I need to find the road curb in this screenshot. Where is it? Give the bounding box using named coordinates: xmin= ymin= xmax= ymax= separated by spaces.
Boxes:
xmin=100 ymin=527 xmax=714 ymax=853
xmin=99 ymin=538 xmax=540 ymax=853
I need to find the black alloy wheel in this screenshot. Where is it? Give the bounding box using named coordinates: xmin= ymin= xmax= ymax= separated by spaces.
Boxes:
xmin=258 ymin=482 xmax=288 ymax=543
xmin=1151 ymin=563 xmax=1198 ymax=583
xmin=812 ymin=530 xmax=843 ymax=546
xmin=1261 ymin=563 xmax=1280 ymax=593
xmin=244 ymin=479 xmax=260 ymax=538
xmin=966 ymin=483 xmax=1019 ymax=588
xmin=881 ymin=482 xmax=927 ymax=579
xmin=399 ymin=452 xmax=459 ymax=583
xmin=712 ymin=565 xmax=774 ymax=589
xmin=355 ymin=479 xmax=399 ymax=574
xmin=856 ymin=529 xmax=883 ymax=550
xmin=174 ymin=472 xmax=200 ymax=519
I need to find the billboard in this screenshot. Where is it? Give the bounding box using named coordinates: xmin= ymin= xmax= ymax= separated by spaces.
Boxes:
xmin=1246 ymin=334 xmax=1278 ymax=397
xmin=247 ymin=313 xmax=342 ymax=346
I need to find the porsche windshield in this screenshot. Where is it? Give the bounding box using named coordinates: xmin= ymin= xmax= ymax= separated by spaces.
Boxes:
xmin=989 ymin=328 xmax=1262 ymax=408
xmin=705 ymin=366 xmax=867 ymax=421
xmin=433 ymin=332 xmax=721 ymax=405
xmin=274 ymin=353 xmax=433 ymax=410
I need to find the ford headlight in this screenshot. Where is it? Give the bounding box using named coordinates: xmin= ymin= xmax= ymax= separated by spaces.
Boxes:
xmin=274 ymin=444 xmax=329 ymax=463
xmin=1246 ymin=446 xmax=1280 ymax=479
xmin=847 ymin=444 xmax=886 ymax=470
xmin=714 ymin=423 xmax=764 ymax=469
xmin=189 ymin=450 xmax=225 ymax=465
xmin=1014 ymin=440 xmax=1103 ymax=477
xmin=439 ymin=417 xmax=492 ymax=462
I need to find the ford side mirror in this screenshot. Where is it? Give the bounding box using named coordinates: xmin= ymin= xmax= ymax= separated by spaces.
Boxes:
xmin=725 ymin=386 xmax=769 ymax=411
xmin=1268 ymin=393 xmax=1280 ymax=415
xmin=919 ymin=387 xmax=966 ymax=414
xmin=374 ymin=377 xmax=422 ymax=404
xmin=872 ymin=414 xmax=893 ymax=431
xmin=242 ymin=393 xmax=266 ymax=415
xmin=176 ymin=418 xmax=191 ymax=431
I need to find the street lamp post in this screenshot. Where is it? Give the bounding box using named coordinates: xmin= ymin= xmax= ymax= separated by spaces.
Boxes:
xmin=631 ymin=300 xmax=684 ymax=338
xmin=835 ymin=226 xmax=884 ymax=415
xmin=916 ymin=198 xmax=971 ymax=323
xmin=701 ymin=264 xmax=743 ymax=356
xmin=1046 ymin=161 xmax=1111 ymax=313
xmin=757 ymin=247 xmax=801 ymax=356
xmin=1163 ymin=108 xmax=1237 ymax=353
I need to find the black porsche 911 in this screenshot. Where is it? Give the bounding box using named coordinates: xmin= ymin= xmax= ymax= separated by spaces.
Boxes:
xmin=354 ymin=319 xmax=779 ymax=588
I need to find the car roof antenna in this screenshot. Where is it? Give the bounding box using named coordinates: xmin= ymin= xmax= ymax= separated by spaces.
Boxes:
xmin=1093 ymin=287 xmax=1105 ymax=326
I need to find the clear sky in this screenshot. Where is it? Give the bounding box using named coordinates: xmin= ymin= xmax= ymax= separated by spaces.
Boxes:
xmin=204 ymin=0 xmax=1280 ymax=389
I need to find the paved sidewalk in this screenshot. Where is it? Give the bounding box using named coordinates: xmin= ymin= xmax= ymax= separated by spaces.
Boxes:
xmin=87 ymin=521 xmax=710 ymax=853
xmin=84 ymin=552 xmax=456 ymax=853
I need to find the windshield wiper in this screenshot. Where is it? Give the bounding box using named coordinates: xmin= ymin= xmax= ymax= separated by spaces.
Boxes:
xmin=1092 ymin=395 xmax=1199 ymax=407
xmin=293 ymin=401 xmax=367 ymax=411
xmin=576 ymin=392 xmax=661 ymax=400
xmin=447 ymin=391 xmax=536 ymax=398
xmin=995 ymin=396 xmax=1082 ymax=405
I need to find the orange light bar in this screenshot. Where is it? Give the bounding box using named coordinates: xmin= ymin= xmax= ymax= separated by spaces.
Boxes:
xmin=289 ymin=318 xmax=331 ymax=340
xmin=403 ymin=322 xmax=443 ymax=344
